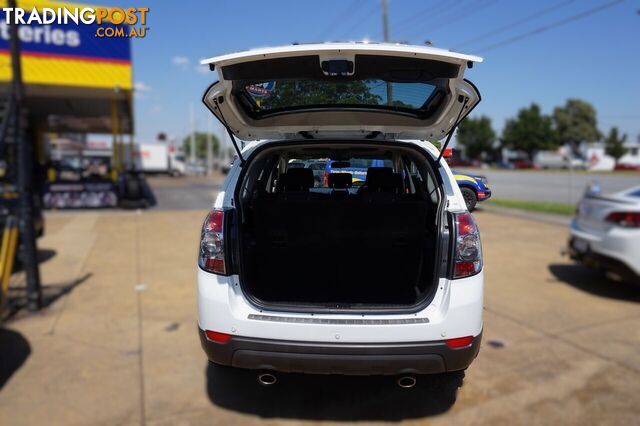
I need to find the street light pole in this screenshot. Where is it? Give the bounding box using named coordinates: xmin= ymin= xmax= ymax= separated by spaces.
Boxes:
xmin=382 ymin=0 xmax=393 ymax=106
xmin=189 ymin=103 xmax=196 ymax=165
xmin=8 ymin=0 xmax=42 ymax=310
xmin=206 ymin=116 xmax=213 ymax=174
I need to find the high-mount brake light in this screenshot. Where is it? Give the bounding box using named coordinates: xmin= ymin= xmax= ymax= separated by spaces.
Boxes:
xmin=199 ymin=209 xmax=228 ymax=275
xmin=453 ymin=212 xmax=483 ymax=279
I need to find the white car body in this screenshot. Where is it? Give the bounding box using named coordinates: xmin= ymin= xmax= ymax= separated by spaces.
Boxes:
xmin=569 ymin=186 xmax=640 ymax=283
xmin=196 ymin=43 xmax=484 ymax=377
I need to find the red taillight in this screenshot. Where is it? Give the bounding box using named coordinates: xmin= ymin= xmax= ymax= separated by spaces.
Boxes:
xmin=606 ymin=212 xmax=640 ymax=228
xmin=454 ymin=261 xmax=477 ymax=277
xmin=446 ymin=336 xmax=473 ymax=349
xmin=205 ymin=330 xmax=232 ymax=343
xmin=207 ymin=210 xmax=224 ymax=233
xmin=453 ymin=212 xmax=482 ymax=279
xmin=199 ymin=209 xmax=228 ymax=275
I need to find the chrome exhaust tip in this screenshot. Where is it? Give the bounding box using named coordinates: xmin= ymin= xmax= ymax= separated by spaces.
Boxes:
xmin=257 ymin=372 xmax=277 ymax=386
xmin=397 ymin=375 xmax=416 ymax=388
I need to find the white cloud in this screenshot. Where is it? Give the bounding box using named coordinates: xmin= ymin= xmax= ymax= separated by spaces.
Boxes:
xmin=134 ymin=81 xmax=152 ymax=99
xmin=172 ymin=56 xmax=190 ymax=70
xmin=195 ymin=64 xmax=210 ymax=75
xmin=134 ymin=81 xmax=152 ymax=92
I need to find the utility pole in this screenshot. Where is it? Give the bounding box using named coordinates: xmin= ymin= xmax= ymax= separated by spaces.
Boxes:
xmin=382 ymin=0 xmax=393 ymax=106
xmin=189 ymin=103 xmax=196 ymax=165
xmin=8 ymin=0 xmax=42 ymax=310
xmin=206 ymin=116 xmax=213 ymax=174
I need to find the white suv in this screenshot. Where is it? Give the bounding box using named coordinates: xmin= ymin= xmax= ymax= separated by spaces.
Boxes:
xmin=197 ymin=43 xmax=484 ymax=385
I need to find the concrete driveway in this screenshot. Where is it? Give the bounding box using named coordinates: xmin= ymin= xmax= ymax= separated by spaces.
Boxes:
xmin=1 ymin=177 xmax=639 ymax=425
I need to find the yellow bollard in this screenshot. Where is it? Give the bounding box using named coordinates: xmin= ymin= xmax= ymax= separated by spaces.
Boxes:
xmin=0 ymin=217 xmax=19 ymax=299
xmin=0 ymin=222 xmax=10 ymax=282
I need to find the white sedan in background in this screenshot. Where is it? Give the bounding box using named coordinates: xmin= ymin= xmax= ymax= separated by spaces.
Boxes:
xmin=568 ymin=185 xmax=640 ymax=284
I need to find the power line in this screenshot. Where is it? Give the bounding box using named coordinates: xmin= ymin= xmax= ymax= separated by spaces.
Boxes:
xmin=391 ymin=0 xmax=448 ymax=30
xmin=335 ymin=2 xmax=380 ymax=41
xmin=474 ymin=0 xmax=625 ymax=53
xmin=405 ymin=0 xmax=500 ymax=39
xmin=454 ymin=0 xmax=577 ymax=49
xmin=318 ymin=0 xmax=362 ymax=41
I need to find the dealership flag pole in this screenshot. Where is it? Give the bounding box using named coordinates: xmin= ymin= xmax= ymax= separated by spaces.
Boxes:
xmin=8 ymin=0 xmax=42 ymax=310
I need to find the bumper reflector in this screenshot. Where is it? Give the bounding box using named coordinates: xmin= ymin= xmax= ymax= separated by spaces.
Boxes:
xmin=446 ymin=335 xmax=473 ymax=349
xmin=205 ymin=330 xmax=232 ymax=343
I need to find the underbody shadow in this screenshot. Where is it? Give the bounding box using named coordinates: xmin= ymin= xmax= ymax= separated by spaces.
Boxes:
xmin=549 ymin=264 xmax=640 ymax=302
xmin=206 ymin=363 xmax=464 ymax=421
xmin=0 ymin=328 xmax=31 ymax=390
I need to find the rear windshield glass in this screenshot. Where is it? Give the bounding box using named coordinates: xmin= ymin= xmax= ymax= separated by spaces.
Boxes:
xmin=287 ymin=157 xmax=393 ymax=189
xmin=242 ymin=80 xmax=438 ymax=115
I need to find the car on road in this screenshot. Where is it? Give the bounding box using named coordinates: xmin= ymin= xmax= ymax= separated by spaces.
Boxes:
xmin=197 ymin=43 xmax=484 ymax=385
xmin=323 ymin=158 xmax=389 ymax=188
xmin=452 ymin=170 xmax=491 ymax=212
xmin=568 ymin=185 xmax=640 ymax=284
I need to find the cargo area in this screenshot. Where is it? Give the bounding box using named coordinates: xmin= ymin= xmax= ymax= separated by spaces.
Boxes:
xmin=236 ymin=143 xmax=443 ymax=310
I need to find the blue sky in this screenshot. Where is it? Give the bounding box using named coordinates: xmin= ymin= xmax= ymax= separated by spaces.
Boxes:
xmin=99 ymin=0 xmax=640 ymax=144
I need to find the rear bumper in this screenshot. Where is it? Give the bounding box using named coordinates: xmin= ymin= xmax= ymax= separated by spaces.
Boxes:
xmin=568 ymin=237 xmax=640 ymax=284
xmin=199 ymin=328 xmax=482 ymax=375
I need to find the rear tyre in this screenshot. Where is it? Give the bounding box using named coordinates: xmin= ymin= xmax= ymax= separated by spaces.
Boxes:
xmin=461 ymin=187 xmax=477 ymax=212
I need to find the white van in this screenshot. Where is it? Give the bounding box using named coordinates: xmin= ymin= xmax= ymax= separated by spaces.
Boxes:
xmin=197 ymin=43 xmax=484 ymax=386
xmin=534 ymin=150 xmax=587 ymax=169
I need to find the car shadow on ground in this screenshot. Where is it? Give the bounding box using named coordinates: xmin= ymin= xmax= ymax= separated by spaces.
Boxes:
xmin=0 ymin=328 xmax=30 ymax=390
xmin=3 ymin=272 xmax=93 ymax=320
xmin=206 ymin=363 xmax=464 ymax=421
xmin=549 ymin=264 xmax=640 ymax=302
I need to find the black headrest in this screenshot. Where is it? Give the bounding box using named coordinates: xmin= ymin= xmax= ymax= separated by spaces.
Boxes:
xmin=327 ymin=173 xmax=352 ymax=189
xmin=365 ymin=167 xmax=393 ymax=183
xmin=280 ymin=168 xmax=314 ymax=192
xmin=361 ymin=167 xmax=404 ymax=193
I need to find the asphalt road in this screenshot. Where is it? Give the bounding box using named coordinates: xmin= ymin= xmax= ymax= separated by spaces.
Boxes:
xmin=1 ymin=177 xmax=639 ymax=425
xmin=146 ymin=175 xmax=222 ymax=211
xmin=457 ymin=168 xmax=639 ymax=204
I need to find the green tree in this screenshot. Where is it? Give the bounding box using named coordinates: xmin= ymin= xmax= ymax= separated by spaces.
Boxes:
xmin=182 ymin=132 xmax=220 ymax=160
xmin=502 ymin=103 xmax=557 ymax=159
xmin=456 ymin=116 xmax=496 ymax=160
xmin=261 ymin=80 xmax=382 ymax=109
xmin=553 ymin=99 xmax=601 ymax=151
xmin=604 ymin=127 xmax=627 ymax=165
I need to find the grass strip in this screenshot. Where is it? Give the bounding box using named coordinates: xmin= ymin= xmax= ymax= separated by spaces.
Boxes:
xmin=487 ymin=198 xmax=576 ymax=216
